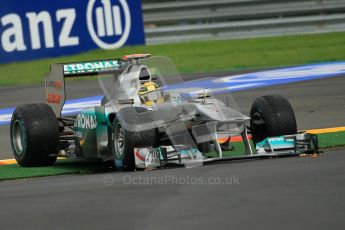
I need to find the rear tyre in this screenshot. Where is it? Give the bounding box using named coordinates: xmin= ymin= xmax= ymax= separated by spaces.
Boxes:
xmin=10 ymin=103 xmax=59 ymax=167
xmin=112 ymin=107 xmax=157 ymax=171
xmin=250 ymin=95 xmax=297 ymax=144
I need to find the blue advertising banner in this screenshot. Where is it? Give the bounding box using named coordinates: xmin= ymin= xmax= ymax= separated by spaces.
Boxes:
xmin=0 ymin=0 xmax=145 ymax=63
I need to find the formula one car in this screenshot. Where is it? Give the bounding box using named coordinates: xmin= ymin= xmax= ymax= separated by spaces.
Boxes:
xmin=10 ymin=54 xmax=319 ymax=170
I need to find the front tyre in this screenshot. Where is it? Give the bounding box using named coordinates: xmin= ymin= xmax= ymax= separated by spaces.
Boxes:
xmin=10 ymin=103 xmax=59 ymax=167
xmin=111 ymin=107 xmax=157 ymax=171
xmin=250 ymin=95 xmax=297 ymax=144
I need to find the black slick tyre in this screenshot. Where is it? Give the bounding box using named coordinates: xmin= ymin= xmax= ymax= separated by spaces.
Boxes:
xmin=10 ymin=103 xmax=59 ymax=166
xmin=250 ymin=95 xmax=297 ymax=144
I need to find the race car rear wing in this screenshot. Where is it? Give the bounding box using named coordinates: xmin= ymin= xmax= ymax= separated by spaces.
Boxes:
xmin=44 ymin=59 xmax=127 ymax=116
xmin=63 ymin=59 xmax=124 ymax=77
xmin=44 ymin=54 xmax=151 ymax=117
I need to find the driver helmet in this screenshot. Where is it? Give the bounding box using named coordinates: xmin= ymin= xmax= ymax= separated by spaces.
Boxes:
xmin=138 ymin=81 xmax=164 ymax=106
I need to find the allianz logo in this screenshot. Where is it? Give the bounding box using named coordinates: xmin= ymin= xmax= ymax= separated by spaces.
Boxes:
xmin=95 ymin=0 xmax=123 ymax=37
xmin=87 ymin=0 xmax=131 ymax=49
xmin=0 ymin=0 xmax=130 ymax=52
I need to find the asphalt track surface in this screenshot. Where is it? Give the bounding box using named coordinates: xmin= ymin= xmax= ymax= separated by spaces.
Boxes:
xmin=0 ymin=149 xmax=344 ymax=230
xmin=0 ymin=70 xmax=345 ymax=229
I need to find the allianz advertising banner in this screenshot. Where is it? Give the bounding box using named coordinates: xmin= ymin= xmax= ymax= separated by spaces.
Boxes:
xmin=0 ymin=0 xmax=145 ymax=63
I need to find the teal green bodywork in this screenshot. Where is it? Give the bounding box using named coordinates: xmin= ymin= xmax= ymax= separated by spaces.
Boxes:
xmin=73 ymin=106 xmax=114 ymax=160
xmin=256 ymin=136 xmax=295 ymax=151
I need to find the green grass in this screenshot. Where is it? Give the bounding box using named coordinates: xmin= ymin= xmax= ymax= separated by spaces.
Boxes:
xmin=205 ymin=141 xmax=255 ymax=158
xmin=317 ymin=131 xmax=345 ymax=148
xmin=0 ymin=159 xmax=112 ymax=181
xmin=1 ymin=32 xmax=345 ymax=86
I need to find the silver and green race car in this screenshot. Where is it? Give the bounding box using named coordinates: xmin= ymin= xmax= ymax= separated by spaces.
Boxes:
xmin=10 ymin=54 xmax=319 ymax=170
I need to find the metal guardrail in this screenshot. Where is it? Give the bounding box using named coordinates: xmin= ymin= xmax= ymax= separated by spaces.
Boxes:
xmin=142 ymin=0 xmax=345 ymax=44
